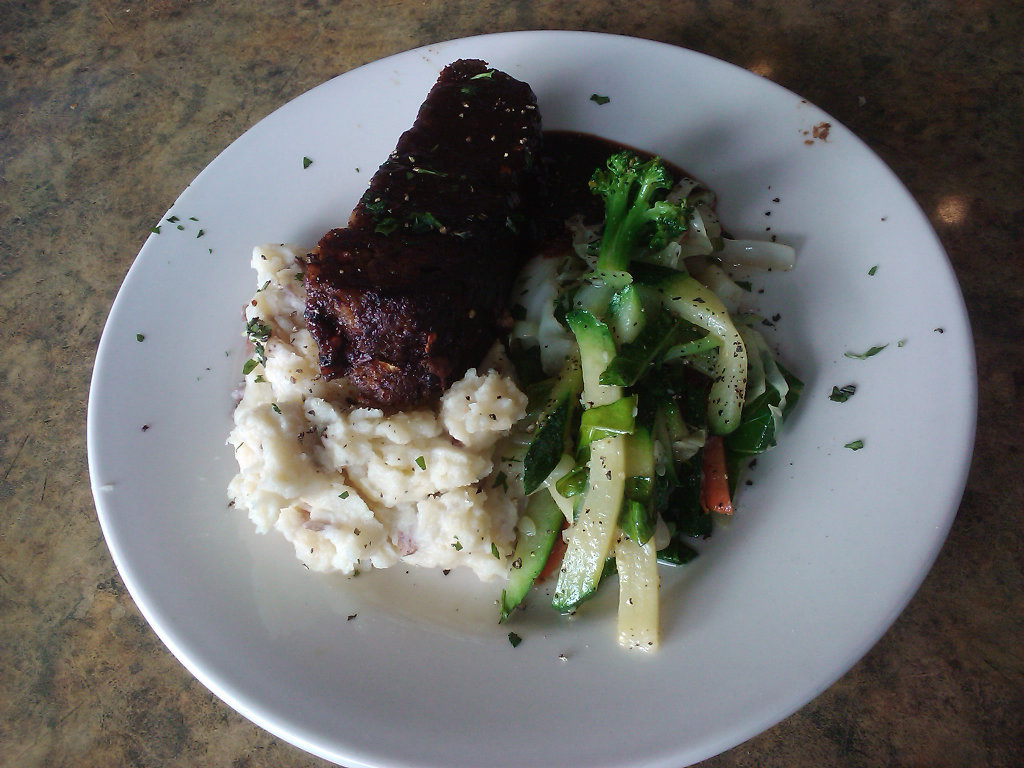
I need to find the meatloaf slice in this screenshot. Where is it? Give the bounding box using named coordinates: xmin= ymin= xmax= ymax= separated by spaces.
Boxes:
xmin=304 ymin=59 xmax=542 ymax=409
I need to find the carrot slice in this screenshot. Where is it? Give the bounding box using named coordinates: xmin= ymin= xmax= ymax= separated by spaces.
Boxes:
xmin=538 ymin=518 xmax=570 ymax=582
xmin=701 ymin=435 xmax=733 ymax=515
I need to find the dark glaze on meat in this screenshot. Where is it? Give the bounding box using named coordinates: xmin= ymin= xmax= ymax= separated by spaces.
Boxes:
xmin=304 ymin=59 xmax=542 ymax=409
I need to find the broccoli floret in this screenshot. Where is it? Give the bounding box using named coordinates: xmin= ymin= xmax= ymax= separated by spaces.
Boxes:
xmin=588 ymin=152 xmax=691 ymax=274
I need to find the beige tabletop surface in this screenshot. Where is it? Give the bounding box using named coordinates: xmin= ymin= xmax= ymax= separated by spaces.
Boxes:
xmin=1 ymin=1 xmax=1022 ymax=766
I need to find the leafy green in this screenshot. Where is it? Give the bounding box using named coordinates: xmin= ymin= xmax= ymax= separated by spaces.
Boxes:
xmin=845 ymin=344 xmax=887 ymax=360
xmin=245 ymin=318 xmax=271 ymax=343
xmin=600 ymin=313 xmax=701 ymax=386
xmin=726 ymin=364 xmax=803 ymax=455
xmin=523 ymin=398 xmax=571 ymax=495
xmin=578 ymin=396 xmax=636 ymax=447
xmin=829 ymin=384 xmax=857 ymax=402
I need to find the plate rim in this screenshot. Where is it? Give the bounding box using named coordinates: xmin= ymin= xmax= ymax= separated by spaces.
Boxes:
xmin=88 ymin=29 xmax=978 ymax=768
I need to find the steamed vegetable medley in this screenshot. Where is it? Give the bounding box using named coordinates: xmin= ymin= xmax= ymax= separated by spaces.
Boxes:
xmin=499 ymin=151 xmax=802 ymax=650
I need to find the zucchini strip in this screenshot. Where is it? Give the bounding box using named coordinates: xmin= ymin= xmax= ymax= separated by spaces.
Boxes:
xmin=521 ymin=351 xmax=583 ymax=494
xmin=500 ymin=489 xmax=566 ymax=622
xmin=615 ymin=534 xmax=660 ymax=651
xmin=552 ymin=435 xmax=627 ymax=611
xmin=553 ymin=309 xmax=629 ymax=611
xmin=652 ymin=274 xmax=748 ymax=434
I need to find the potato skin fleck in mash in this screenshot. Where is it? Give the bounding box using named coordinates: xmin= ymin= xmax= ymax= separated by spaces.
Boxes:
xmin=228 ymin=245 xmax=527 ymax=580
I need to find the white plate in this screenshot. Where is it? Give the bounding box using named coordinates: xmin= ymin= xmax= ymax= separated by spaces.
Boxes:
xmin=88 ymin=31 xmax=976 ymax=768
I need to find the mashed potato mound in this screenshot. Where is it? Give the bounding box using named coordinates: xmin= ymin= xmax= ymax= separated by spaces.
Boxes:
xmin=228 ymin=245 xmax=528 ymax=581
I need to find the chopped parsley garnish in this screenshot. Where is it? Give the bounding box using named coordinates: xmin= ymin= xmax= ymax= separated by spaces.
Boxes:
xmin=844 ymin=439 xmax=865 ymax=450
xmin=176 ymin=224 xmax=185 ymax=230
xmin=361 ymin=195 xmax=387 ymax=218
xmin=734 ymin=280 xmax=753 ymax=292
xmin=166 ymin=215 xmax=179 ymax=223
xmin=408 ymin=211 xmax=443 ymax=233
xmin=339 ymin=491 xmax=349 ymax=499
xmin=374 ymin=218 xmax=399 ymax=236
xmin=302 ymin=156 xmax=313 ymax=169
xmin=135 ymin=333 xmax=145 ymax=342
xmin=189 ymin=216 xmax=198 ymax=221
xmin=253 ymin=374 xmax=266 ymax=383
xmin=271 ymin=403 xmax=282 ymax=414
xmin=491 ymin=543 xmax=500 ymax=559
xmin=493 ymin=471 xmax=508 ymax=491
xmin=415 ymin=455 xmax=426 ymax=470
xmin=411 ymin=167 xmax=447 ymax=177
xmin=470 ymin=70 xmax=495 ymax=80
xmin=828 ymin=384 xmax=857 ymax=402
xmin=242 ymin=358 xmax=258 ymax=375
xmin=368 ymin=204 xmax=444 ymax=235
xmin=245 ymin=318 xmax=272 ymax=342
xmin=196 ymin=229 xmax=205 ymax=238
xmin=507 ymin=631 xmax=523 ymax=648
xmin=150 ymin=226 xmax=161 ymax=234
xmin=452 ymin=539 xmax=463 ymax=551
xmin=590 ymin=93 xmax=611 ymax=105
xmin=868 ymin=265 xmax=879 ymax=276
xmin=844 ymin=344 xmax=887 ymax=360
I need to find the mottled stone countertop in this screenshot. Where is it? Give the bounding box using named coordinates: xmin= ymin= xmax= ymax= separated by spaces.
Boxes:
xmin=1 ymin=1 xmax=1021 ymax=766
